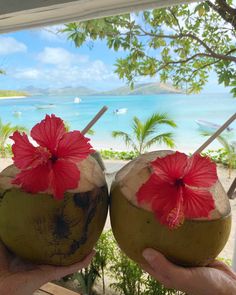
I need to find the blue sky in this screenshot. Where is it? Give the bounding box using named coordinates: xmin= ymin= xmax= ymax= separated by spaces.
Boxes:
xmin=0 ymin=25 xmax=229 ymax=92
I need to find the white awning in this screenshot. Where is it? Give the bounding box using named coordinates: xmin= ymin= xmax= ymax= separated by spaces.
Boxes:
xmin=0 ymin=0 xmax=202 ymax=34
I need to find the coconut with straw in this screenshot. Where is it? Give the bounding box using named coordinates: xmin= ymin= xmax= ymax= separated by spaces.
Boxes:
xmin=110 ymin=112 xmax=236 ymax=267
xmin=0 ymin=107 xmax=108 ymax=266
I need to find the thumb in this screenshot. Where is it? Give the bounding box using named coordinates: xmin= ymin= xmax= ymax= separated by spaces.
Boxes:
xmin=142 ymin=248 xmax=190 ymax=290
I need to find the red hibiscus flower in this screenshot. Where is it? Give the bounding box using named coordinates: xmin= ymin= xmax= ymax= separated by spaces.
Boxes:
xmin=10 ymin=114 xmax=94 ymax=199
xmin=137 ymin=152 xmax=218 ymax=229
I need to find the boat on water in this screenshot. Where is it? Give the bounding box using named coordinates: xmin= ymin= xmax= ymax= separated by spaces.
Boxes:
xmin=113 ymin=108 xmax=128 ymax=115
xmin=35 ymin=104 xmax=55 ymax=110
xmin=196 ymin=119 xmax=234 ymax=133
xmin=74 ymin=97 xmax=82 ymax=103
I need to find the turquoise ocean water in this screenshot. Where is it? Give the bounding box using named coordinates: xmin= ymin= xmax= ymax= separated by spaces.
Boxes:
xmin=0 ymin=93 xmax=235 ymax=153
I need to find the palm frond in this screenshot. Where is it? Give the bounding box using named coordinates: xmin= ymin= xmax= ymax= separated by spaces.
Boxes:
xmin=143 ymin=132 xmax=175 ymax=151
xmin=112 ymin=131 xmax=138 ymax=152
xmin=0 ymin=119 xmax=27 ymax=147
xmin=141 ymin=113 xmax=177 ymax=142
xmin=132 ymin=116 xmax=142 ymax=142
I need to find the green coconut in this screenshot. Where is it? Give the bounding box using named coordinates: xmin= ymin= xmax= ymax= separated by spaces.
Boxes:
xmin=0 ymin=155 xmax=108 ymax=266
xmin=110 ymin=151 xmax=231 ymax=267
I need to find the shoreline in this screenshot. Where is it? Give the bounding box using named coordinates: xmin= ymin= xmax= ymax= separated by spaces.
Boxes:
xmin=0 ymin=96 xmax=26 ymax=100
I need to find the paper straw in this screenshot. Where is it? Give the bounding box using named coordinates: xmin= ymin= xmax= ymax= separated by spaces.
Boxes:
xmin=228 ymin=178 xmax=236 ymax=199
xmin=192 ymin=112 xmax=236 ymax=156
xmin=81 ymin=106 xmax=108 ymax=135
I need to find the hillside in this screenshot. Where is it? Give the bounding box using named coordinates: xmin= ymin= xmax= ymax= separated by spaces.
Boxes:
xmin=0 ymin=90 xmax=28 ymax=97
xmin=22 ymin=86 xmax=96 ymax=96
xmin=20 ymin=82 xmax=182 ymax=97
xmin=97 ymin=82 xmax=183 ymax=95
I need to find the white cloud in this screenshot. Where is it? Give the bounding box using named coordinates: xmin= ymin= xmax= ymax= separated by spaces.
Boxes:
xmin=36 ymin=25 xmax=66 ymax=42
xmin=0 ymin=37 xmax=27 ymax=55
xmin=37 ymin=47 xmax=89 ymax=67
xmin=13 ymin=68 xmax=41 ymax=80
xmin=10 ymin=46 xmax=119 ymax=88
xmin=12 ymin=59 xmax=118 ymax=87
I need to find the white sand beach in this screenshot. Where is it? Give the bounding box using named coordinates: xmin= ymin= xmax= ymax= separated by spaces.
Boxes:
xmin=0 ymin=96 xmax=26 ymax=100
xmin=0 ymin=158 xmax=235 ymax=261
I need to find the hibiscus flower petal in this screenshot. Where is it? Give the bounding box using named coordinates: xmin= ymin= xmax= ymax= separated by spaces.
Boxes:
xmin=49 ymin=159 xmax=80 ymax=200
xmin=31 ymin=114 xmax=66 ymax=153
xmin=56 ymin=131 xmax=94 ymax=162
xmin=137 ymin=174 xmax=179 ymax=227
xmin=151 ymin=152 xmax=188 ymax=182
xmin=12 ymin=164 xmax=50 ymax=194
xmin=10 ymin=131 xmax=50 ymax=169
xmin=183 ymin=186 xmax=215 ymax=219
xmin=183 ymin=154 xmax=218 ymax=188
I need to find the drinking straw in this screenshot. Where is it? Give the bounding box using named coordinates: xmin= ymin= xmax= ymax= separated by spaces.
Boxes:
xmin=81 ymin=106 xmax=108 ymax=135
xmin=192 ymin=112 xmax=236 ymax=156
xmin=228 ymin=178 xmax=236 ymax=199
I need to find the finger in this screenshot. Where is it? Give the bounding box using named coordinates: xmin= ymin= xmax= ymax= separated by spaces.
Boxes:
xmin=9 ymin=256 xmax=36 ymax=272
xmin=0 ymin=240 xmax=13 ymax=271
xmin=12 ymin=252 xmax=95 ymax=295
xmin=140 ymin=263 xmax=159 ymax=279
xmin=209 ymin=260 xmax=236 ymax=280
xmin=38 ymin=250 xmax=96 ymax=281
xmin=142 ymin=248 xmax=191 ymax=290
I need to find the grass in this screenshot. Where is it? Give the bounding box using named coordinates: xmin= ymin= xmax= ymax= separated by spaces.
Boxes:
xmin=0 ymin=90 xmax=28 ymax=97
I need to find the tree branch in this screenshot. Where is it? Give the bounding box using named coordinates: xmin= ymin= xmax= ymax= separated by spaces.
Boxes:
xmin=168 ymin=8 xmax=182 ymax=33
xmin=155 ymin=53 xmax=212 ymax=73
xmin=154 ymin=48 xmax=236 ymax=74
xmin=139 ymin=27 xmax=236 ymax=63
xmin=206 ymin=0 xmax=236 ymax=30
xmin=189 ymin=60 xmax=221 ymax=80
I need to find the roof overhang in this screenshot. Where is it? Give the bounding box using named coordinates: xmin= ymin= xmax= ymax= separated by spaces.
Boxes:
xmin=0 ymin=0 xmax=203 ymax=34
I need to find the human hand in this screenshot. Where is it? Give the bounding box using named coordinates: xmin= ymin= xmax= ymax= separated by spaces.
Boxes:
xmin=142 ymin=248 xmax=236 ymax=295
xmin=0 ymin=241 xmax=95 ymax=295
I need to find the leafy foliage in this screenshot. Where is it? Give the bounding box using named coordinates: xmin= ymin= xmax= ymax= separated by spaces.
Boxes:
xmin=60 ymin=231 xmax=114 ymax=295
xmin=109 ymin=251 xmax=144 ymax=295
xmin=106 ymin=231 xmax=185 ymax=295
xmin=201 ymin=131 xmax=236 ymax=177
xmin=112 ymin=113 xmax=177 ymax=154
xmin=100 ymin=149 xmax=138 ymax=160
xmin=0 ymin=119 xmax=27 ymax=157
xmin=63 ymin=1 xmax=236 ymax=96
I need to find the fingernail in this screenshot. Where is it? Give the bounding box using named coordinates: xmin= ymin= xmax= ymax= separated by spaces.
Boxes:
xmin=142 ymin=248 xmax=156 ymax=261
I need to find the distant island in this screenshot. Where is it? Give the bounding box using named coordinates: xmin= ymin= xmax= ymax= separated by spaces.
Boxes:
xmin=20 ymin=82 xmax=182 ymax=97
xmin=21 ymin=86 xmax=95 ymax=96
xmin=97 ymin=82 xmax=183 ymax=96
xmin=0 ymin=90 xmax=28 ymax=98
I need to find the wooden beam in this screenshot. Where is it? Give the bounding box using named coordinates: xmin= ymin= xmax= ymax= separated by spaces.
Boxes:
xmin=36 ymin=282 xmax=80 ymax=295
xmin=0 ymin=0 xmax=203 ymax=34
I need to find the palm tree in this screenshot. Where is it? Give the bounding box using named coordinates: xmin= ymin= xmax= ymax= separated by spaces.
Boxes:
xmin=0 ymin=119 xmax=27 ymax=156
xmin=112 ymin=113 xmax=177 ymax=154
xmin=201 ymin=132 xmax=236 ymax=178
